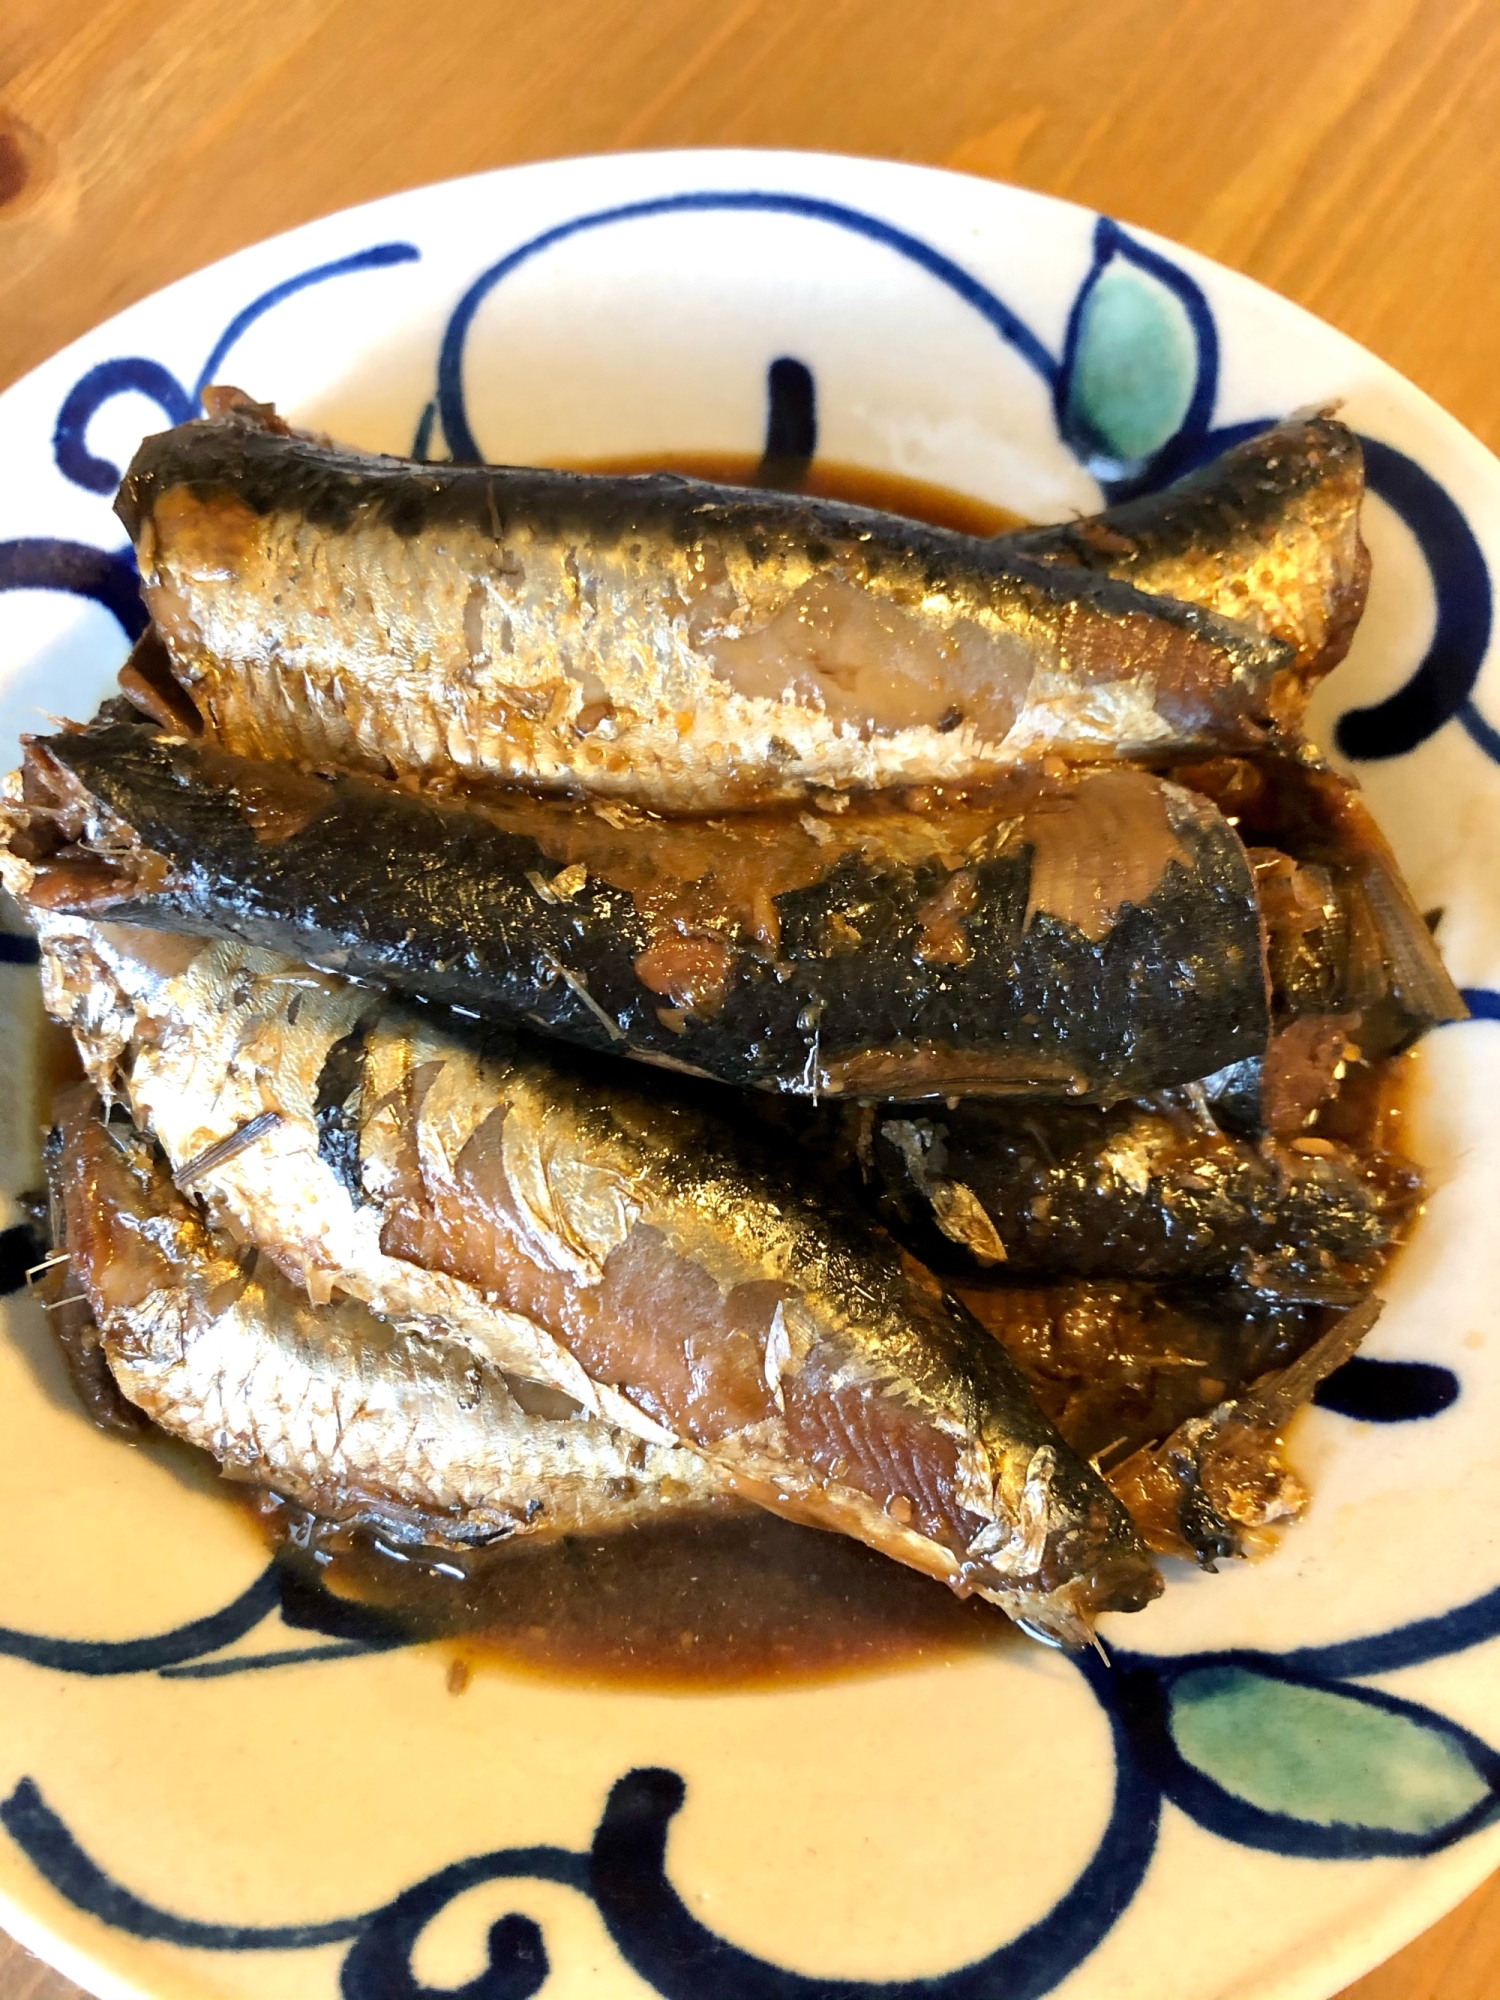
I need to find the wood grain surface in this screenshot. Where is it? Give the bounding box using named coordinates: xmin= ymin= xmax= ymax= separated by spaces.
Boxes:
xmin=2 ymin=2 xmax=1498 ymax=1995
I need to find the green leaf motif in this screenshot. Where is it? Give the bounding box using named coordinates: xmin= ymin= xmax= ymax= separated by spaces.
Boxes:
xmin=1065 ymin=261 xmax=1196 ymax=470
xmin=1168 ymin=1666 xmax=1489 ymax=1834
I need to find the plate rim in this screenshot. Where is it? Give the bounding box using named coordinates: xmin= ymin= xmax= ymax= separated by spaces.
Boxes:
xmin=3 ymin=143 xmax=1500 ymax=2000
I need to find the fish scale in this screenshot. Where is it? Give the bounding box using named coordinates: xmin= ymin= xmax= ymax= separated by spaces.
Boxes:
xmin=1005 ymin=414 xmax=1369 ymax=687
xmin=7 ymin=718 xmax=1271 ymax=1101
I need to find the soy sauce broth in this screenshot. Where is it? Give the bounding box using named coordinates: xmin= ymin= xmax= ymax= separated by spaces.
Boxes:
xmin=261 ymin=1503 xmax=1016 ymax=1695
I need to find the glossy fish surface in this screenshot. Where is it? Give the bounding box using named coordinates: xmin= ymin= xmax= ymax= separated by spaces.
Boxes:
xmin=1006 ymin=416 xmax=1369 ymax=689
xmin=20 ymin=915 xmax=1160 ymax=1642
xmin=47 ymin=1085 xmax=729 ymax=1547
xmin=115 ymin=395 xmax=1294 ymax=810
xmin=957 ymin=1280 xmax=1380 ymax=1564
xmin=875 ymin=1096 xmax=1420 ymax=1298
xmin=10 ymin=719 xmax=1270 ymax=1101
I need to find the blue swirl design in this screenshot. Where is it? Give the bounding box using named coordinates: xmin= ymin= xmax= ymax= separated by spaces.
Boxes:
xmin=51 ymin=244 xmax=420 ymax=501
xmin=1102 ymin=1653 xmax=1500 ymax=1862
xmin=0 ymin=1549 xmax=409 ymax=1682
xmin=1313 ymin=1355 xmax=1460 ymax=1422
xmin=1 ymin=1565 xmax=284 ymax=1678
xmin=2 ymin=242 xmax=419 ymax=640
xmin=5 ymin=1582 xmax=1500 ymax=1997
xmin=4 ymin=187 xmax=1500 ymax=1996
xmin=757 ymin=355 xmax=818 ymax=486
xmin=52 ymin=358 xmax=195 ymax=496
xmin=0 ymin=536 xmax=146 ymax=641
xmin=1056 ymin=217 xmax=1219 ymax=493
xmin=433 ymin=190 xmax=1057 ymax=467
xmin=1335 ymin=440 xmax=1496 ymax=763
xmin=0 ymin=1223 xmax=40 ymax=1292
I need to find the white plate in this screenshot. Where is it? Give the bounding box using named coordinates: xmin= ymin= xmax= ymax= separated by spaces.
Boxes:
xmin=3 ymin=148 xmax=1500 ymax=2000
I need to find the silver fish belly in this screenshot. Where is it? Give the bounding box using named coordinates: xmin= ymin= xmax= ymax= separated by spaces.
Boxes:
xmin=49 ymin=1085 xmax=729 ymax=1546
xmin=22 ymin=914 xmax=1160 ymax=1642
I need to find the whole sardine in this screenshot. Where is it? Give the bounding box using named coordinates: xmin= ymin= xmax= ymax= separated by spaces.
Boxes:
xmin=114 ymin=393 xmax=1294 ymax=811
xmin=20 ymin=915 xmax=1160 ymax=1642
xmin=9 ymin=719 xmax=1269 ymax=1101
xmin=1006 ymin=416 xmax=1369 ymax=689
xmin=47 ymin=1085 xmax=730 ymax=1547
xmin=875 ymin=1097 xmax=1419 ymax=1297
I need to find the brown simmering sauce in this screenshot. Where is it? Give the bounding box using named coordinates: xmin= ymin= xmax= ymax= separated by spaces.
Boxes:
xmin=433 ymin=763 xmax=1191 ymax=965
xmin=257 ymin=1501 xmax=1017 ymax=1694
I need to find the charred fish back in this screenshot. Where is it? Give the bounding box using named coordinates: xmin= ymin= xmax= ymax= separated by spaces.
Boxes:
xmin=7 ymin=719 xmax=1271 ymax=1102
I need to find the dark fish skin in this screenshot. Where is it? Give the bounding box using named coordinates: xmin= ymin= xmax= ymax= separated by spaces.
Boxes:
xmin=865 ymin=760 xmax=1447 ymax=1285
xmin=37 ymin=1125 xmax=151 ymax=1438
xmin=46 ymin=1085 xmax=735 ymax=1547
xmin=9 ymin=720 xmax=1272 ymax=1102
xmin=21 ymin=917 xmax=1161 ymax=1643
xmin=114 ymin=398 xmax=1295 ymax=811
xmin=874 ymin=1098 xmax=1420 ymax=1299
xmin=1005 ymin=416 xmax=1370 ymax=692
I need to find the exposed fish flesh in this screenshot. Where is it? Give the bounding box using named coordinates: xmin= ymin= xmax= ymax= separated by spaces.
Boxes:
xmin=47 ymin=1084 xmax=731 ymax=1547
xmin=1006 ymin=415 xmax=1369 ymax=690
xmin=8 ymin=719 xmax=1270 ymax=1101
xmin=114 ymin=392 xmax=1295 ymax=811
xmin=874 ymin=1096 xmax=1420 ymax=1298
xmin=17 ymin=914 xmax=1160 ymax=1642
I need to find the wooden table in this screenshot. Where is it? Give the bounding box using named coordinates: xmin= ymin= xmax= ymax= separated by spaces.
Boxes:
xmin=2 ymin=0 xmax=1498 ymax=1993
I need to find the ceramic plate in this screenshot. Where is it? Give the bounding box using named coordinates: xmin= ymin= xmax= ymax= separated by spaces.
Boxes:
xmin=3 ymin=149 xmax=1500 ymax=2000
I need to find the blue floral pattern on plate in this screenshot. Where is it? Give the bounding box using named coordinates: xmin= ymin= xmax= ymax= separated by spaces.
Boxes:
xmin=1 ymin=187 xmax=1497 ymax=1998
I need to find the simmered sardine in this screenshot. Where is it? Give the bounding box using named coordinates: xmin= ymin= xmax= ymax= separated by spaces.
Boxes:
xmin=8 ymin=719 xmax=1269 ymax=1101
xmin=1006 ymin=415 xmax=1369 ymax=689
xmin=20 ymin=916 xmax=1161 ymax=1642
xmin=957 ymin=1279 xmax=1380 ymax=1564
xmin=47 ymin=1085 xmax=731 ymax=1547
xmin=114 ymin=392 xmax=1295 ymax=811
xmin=875 ymin=1096 xmax=1419 ymax=1297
